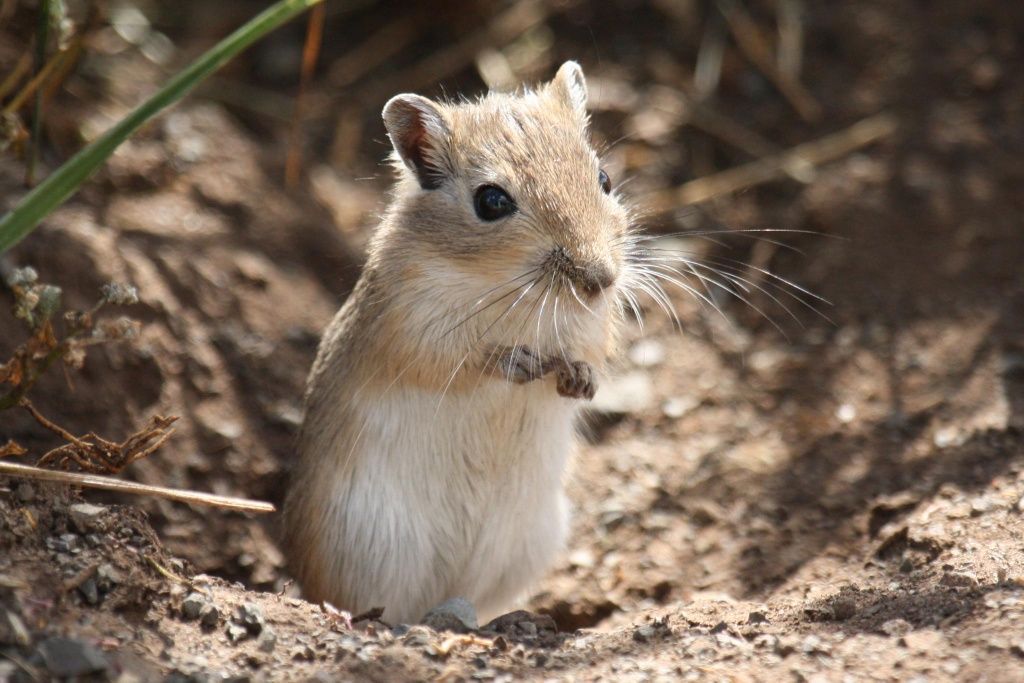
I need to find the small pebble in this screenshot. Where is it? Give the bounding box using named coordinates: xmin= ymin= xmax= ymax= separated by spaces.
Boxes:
xmin=257 ymin=627 xmax=277 ymax=653
xmin=181 ymin=593 xmax=208 ymax=620
xmin=633 ymin=625 xmax=656 ymax=643
xmin=78 ymin=578 xmax=100 ymax=606
xmin=69 ymin=503 xmax=106 ymax=533
xmin=226 ymin=622 xmax=248 ymax=644
xmin=234 ymin=602 xmax=264 ymax=635
xmin=628 ymin=339 xmax=665 ymax=367
xmin=662 ymin=396 xmax=697 ymax=419
xmin=200 ymin=603 xmax=220 ymax=628
xmin=38 ymin=637 xmax=109 ymax=677
xmin=422 ymin=597 xmax=478 ymax=632
xmin=15 ymin=483 xmax=34 ymax=502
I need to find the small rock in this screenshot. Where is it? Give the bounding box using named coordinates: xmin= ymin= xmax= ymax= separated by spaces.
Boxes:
xmin=38 ymin=637 xmax=109 ymax=677
xmin=97 ymin=563 xmax=123 ymax=591
xmin=200 ymin=603 xmax=220 ymax=628
xmin=633 ymin=625 xmax=656 ymax=643
xmin=881 ymin=619 xmax=912 ymax=637
xmin=234 ymin=602 xmax=264 ymax=635
xmin=568 ymin=548 xmax=595 ymax=568
xmin=48 ymin=533 xmax=81 ymax=553
xmin=290 ymin=644 xmax=315 ymax=661
xmin=257 ymin=627 xmax=277 ymax=653
xmin=940 ymin=571 xmax=979 ymax=588
xmin=15 ymin=483 xmax=34 ymax=502
xmin=970 ymin=497 xmax=996 ymax=515
xmin=78 ymin=578 xmax=100 ymax=606
xmin=800 ymin=634 xmax=829 ymax=655
xmin=400 ymin=625 xmax=433 ymax=647
xmin=422 ymin=597 xmax=478 ymax=632
xmin=483 ymin=610 xmax=557 ymax=637
xmin=662 ymin=396 xmax=698 ymax=419
xmin=69 ymin=503 xmax=106 ymax=533
xmin=835 ymin=403 xmax=857 ymax=424
xmin=628 ymin=339 xmax=665 ymax=367
xmin=747 ymin=611 xmax=768 ymax=624
xmin=226 ymin=622 xmax=249 ymax=644
xmin=830 ymin=596 xmax=857 ymax=621
xmin=181 ymin=592 xmax=208 ymax=620
xmin=933 ymin=426 xmax=962 ymax=449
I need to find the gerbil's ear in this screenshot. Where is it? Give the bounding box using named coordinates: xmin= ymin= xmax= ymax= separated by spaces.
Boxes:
xmin=549 ymin=61 xmax=588 ymax=120
xmin=382 ymin=94 xmax=451 ymax=190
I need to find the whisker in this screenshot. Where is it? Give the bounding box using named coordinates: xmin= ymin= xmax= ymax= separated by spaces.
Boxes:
xmin=639 ymin=262 xmax=788 ymax=338
xmin=647 ymin=259 xmax=803 ymax=328
xmin=435 ymin=274 xmax=544 ymax=410
xmin=439 ymin=267 xmax=542 ymax=338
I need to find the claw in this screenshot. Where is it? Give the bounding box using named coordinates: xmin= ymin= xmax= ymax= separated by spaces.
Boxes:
xmin=555 ymin=360 xmax=596 ymax=400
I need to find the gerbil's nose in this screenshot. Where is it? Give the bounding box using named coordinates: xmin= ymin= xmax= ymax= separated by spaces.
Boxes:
xmin=577 ymin=262 xmax=616 ymax=297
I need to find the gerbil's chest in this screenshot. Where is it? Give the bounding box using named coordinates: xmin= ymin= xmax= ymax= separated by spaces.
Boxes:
xmin=363 ymin=380 xmax=578 ymax=484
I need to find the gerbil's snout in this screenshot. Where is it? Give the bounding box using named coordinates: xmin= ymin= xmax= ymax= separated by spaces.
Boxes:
xmin=548 ymin=247 xmax=617 ymax=299
xmin=576 ymin=262 xmax=616 ymax=297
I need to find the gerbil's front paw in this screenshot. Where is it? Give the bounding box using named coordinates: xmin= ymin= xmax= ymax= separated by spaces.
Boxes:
xmin=494 ymin=346 xmax=547 ymax=384
xmin=555 ymin=360 xmax=597 ymax=400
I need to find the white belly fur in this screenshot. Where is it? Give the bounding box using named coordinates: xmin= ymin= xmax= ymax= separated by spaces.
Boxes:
xmin=312 ymin=377 xmax=576 ymax=625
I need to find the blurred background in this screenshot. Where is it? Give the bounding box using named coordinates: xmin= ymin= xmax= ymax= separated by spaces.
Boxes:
xmin=2 ymin=0 xmax=1023 ymax=653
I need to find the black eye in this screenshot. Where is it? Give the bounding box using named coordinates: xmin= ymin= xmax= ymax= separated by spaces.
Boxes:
xmin=473 ymin=185 xmax=516 ymax=221
xmin=599 ymin=169 xmax=612 ymax=194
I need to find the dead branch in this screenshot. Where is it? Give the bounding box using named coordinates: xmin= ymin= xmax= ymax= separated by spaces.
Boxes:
xmin=648 ymin=112 xmax=898 ymax=213
xmin=716 ymin=0 xmax=821 ymax=122
xmin=0 ymin=461 xmax=276 ymax=514
xmin=23 ymin=400 xmax=178 ymax=475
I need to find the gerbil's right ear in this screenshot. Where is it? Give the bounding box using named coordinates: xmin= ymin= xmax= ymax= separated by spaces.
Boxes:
xmin=382 ymin=94 xmax=451 ymax=190
xmin=549 ymin=61 xmax=588 ymax=121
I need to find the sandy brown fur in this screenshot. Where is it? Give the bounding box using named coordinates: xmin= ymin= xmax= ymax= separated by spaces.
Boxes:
xmin=283 ymin=62 xmax=632 ymax=623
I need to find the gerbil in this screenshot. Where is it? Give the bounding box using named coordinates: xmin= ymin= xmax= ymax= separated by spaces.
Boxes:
xmin=283 ymin=62 xmax=632 ymax=624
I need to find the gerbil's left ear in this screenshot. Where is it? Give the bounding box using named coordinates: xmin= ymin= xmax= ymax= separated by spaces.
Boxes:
xmin=382 ymin=94 xmax=451 ymax=190
xmin=549 ymin=61 xmax=588 ymax=120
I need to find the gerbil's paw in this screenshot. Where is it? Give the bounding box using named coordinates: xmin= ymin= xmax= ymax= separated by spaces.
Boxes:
xmin=556 ymin=360 xmax=597 ymax=400
xmin=495 ymin=346 xmax=547 ymax=384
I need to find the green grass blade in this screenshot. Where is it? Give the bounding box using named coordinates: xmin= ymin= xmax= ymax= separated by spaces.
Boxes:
xmin=0 ymin=0 xmax=323 ymax=254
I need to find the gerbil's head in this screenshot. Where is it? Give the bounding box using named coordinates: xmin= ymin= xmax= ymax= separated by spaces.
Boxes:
xmin=380 ymin=62 xmax=631 ymax=361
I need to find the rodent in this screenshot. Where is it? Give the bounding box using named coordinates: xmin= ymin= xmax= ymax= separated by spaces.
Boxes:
xmin=283 ymin=61 xmax=631 ymax=625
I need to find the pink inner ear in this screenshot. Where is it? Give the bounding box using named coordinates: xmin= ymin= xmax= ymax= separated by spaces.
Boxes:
xmin=386 ymin=97 xmax=445 ymax=190
xmin=400 ymin=121 xmax=429 ymax=173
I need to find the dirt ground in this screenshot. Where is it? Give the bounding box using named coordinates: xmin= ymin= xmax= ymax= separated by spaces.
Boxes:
xmin=2 ymin=0 xmax=1024 ymax=680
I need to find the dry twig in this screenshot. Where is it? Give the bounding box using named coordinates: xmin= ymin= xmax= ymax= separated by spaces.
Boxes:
xmin=285 ymin=1 xmax=326 ymax=188
xmin=0 ymin=461 xmax=276 ymax=514
xmin=716 ymin=0 xmax=821 ymax=122
xmin=648 ymin=112 xmax=898 ymax=213
xmin=21 ymin=399 xmax=178 ymax=474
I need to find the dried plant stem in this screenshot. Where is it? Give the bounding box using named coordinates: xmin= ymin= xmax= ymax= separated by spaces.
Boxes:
xmin=27 ymin=0 xmax=52 ymax=186
xmin=0 ymin=461 xmax=276 ymax=514
xmin=285 ymin=1 xmax=326 ymax=188
xmin=0 ymin=52 xmax=31 ymax=101
xmin=716 ymin=0 xmax=821 ymax=122
xmin=648 ymin=112 xmax=897 ymax=213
